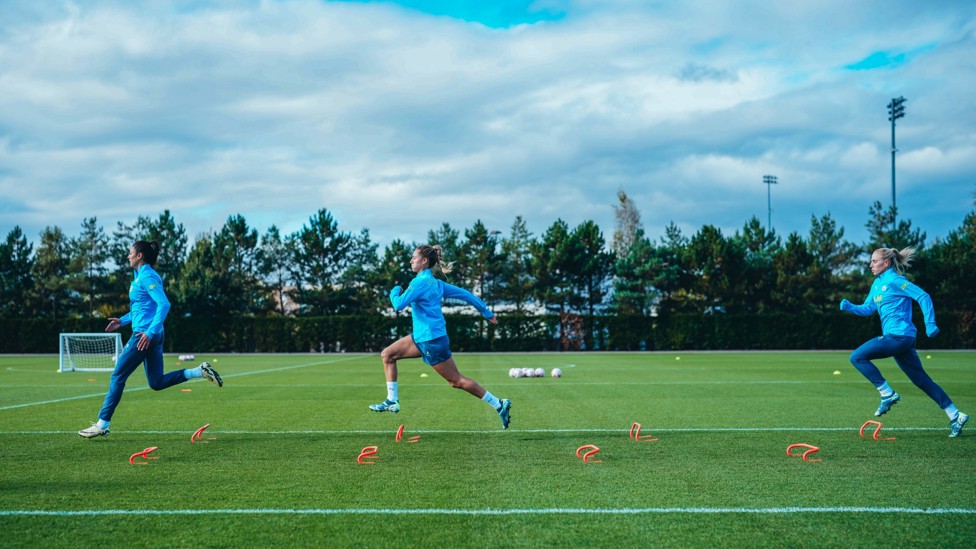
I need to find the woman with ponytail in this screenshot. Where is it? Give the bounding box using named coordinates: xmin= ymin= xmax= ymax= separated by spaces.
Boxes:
xmin=840 ymin=247 xmax=968 ymax=437
xmin=78 ymin=240 xmax=223 ymax=438
xmin=369 ymin=244 xmax=511 ymax=429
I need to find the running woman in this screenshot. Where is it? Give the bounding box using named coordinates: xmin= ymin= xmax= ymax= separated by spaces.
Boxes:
xmin=369 ymin=245 xmax=512 ymax=429
xmin=78 ymin=240 xmax=222 ymax=438
xmin=840 ymin=247 xmax=968 ymax=437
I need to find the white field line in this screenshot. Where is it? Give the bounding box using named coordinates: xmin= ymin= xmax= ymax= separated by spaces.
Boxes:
xmin=1 ymin=507 xmax=973 ymax=517
xmin=0 ymin=356 xmax=362 ymax=412
xmin=502 ymin=380 xmax=869 ymax=385
xmin=0 ymin=427 xmax=947 ymax=435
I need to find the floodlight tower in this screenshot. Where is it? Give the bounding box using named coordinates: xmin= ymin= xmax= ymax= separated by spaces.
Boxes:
xmin=763 ymin=174 xmax=778 ymax=230
xmin=887 ymin=96 xmax=906 ymax=227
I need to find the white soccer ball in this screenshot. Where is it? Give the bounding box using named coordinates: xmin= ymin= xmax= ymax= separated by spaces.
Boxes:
xmin=522 ymin=367 xmax=535 ymax=378
xmin=551 ymin=368 xmax=563 ymax=378
xmin=534 ymin=368 xmax=545 ymax=377
xmin=508 ymin=368 xmax=518 ymax=378
xmin=513 ymin=368 xmax=525 ymax=378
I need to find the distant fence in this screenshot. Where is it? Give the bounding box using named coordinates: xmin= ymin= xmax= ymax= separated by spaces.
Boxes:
xmin=2 ymin=312 xmax=970 ymax=353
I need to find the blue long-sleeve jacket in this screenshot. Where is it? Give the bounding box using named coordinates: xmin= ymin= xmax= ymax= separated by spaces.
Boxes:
xmin=841 ymin=269 xmax=937 ymax=338
xmin=118 ymin=264 xmax=170 ymax=338
xmin=390 ymin=269 xmax=494 ymax=343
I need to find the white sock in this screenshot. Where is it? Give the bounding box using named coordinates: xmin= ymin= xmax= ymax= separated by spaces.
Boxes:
xmin=184 ymin=366 xmax=203 ymax=380
xmin=96 ymin=419 xmax=110 ymax=429
xmin=387 ymin=381 xmax=398 ymax=402
xmin=944 ymin=404 xmax=959 ymax=420
xmin=877 ymin=382 xmax=894 ymax=398
xmin=482 ymin=391 xmax=501 ymax=411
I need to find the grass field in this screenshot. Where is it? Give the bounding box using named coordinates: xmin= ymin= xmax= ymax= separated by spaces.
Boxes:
xmin=2 ymin=351 xmax=975 ymax=547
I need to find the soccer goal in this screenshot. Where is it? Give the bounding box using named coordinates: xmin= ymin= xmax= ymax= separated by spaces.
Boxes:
xmin=58 ymin=333 xmax=123 ymax=373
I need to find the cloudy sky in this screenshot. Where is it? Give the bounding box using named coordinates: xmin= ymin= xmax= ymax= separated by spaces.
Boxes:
xmin=1 ymin=0 xmax=974 ymax=252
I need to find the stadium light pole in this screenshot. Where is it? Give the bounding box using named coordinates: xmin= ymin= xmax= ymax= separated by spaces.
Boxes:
xmin=762 ymin=174 xmax=778 ymax=230
xmin=887 ymin=96 xmax=906 ymax=228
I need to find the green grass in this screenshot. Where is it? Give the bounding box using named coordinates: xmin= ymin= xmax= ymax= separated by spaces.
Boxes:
xmin=2 ymin=351 xmax=975 ymax=547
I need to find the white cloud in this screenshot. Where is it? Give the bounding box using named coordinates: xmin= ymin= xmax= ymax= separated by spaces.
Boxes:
xmin=1 ymin=0 xmax=974 ymax=252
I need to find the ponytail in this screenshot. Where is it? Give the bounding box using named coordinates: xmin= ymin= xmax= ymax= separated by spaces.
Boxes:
xmin=875 ymin=246 xmax=916 ymax=274
xmin=416 ymin=244 xmax=454 ymax=274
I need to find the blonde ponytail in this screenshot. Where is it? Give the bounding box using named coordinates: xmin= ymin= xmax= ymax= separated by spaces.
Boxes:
xmin=875 ymin=246 xmax=916 ymax=274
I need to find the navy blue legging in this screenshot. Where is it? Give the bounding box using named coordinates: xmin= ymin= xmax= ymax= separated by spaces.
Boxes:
xmin=97 ymin=332 xmax=187 ymax=421
xmin=849 ymin=334 xmax=952 ymax=409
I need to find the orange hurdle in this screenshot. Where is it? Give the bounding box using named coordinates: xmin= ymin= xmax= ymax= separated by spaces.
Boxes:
xmin=859 ymin=420 xmax=896 ymax=441
xmin=396 ymin=425 xmax=421 ymax=443
xmin=129 ymin=446 xmax=159 ymax=465
xmin=190 ymin=423 xmax=215 ymax=443
xmin=629 ymin=422 xmax=659 ymax=442
xmin=358 ymin=446 xmax=379 ymax=464
xmin=576 ymin=444 xmax=602 ymax=463
xmin=785 ymin=443 xmax=821 ymax=462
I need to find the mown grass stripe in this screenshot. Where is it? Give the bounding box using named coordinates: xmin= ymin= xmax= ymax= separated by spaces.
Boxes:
xmin=2 ymin=507 xmax=974 ymax=516
xmin=0 ymin=426 xmax=948 ymax=435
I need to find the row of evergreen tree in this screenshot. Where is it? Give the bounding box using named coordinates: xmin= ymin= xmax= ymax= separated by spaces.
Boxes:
xmin=1 ymin=193 xmax=974 ymax=322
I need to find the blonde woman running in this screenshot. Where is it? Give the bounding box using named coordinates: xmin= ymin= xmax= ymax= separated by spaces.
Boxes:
xmin=840 ymin=247 xmax=967 ymax=437
xmin=369 ymin=245 xmax=511 ymax=429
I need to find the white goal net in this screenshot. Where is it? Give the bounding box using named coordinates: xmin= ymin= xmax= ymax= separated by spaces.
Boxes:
xmin=59 ymin=333 xmax=123 ymax=373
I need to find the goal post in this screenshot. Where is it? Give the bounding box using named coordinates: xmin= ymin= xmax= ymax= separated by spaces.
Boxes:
xmin=59 ymin=333 xmax=123 ymax=373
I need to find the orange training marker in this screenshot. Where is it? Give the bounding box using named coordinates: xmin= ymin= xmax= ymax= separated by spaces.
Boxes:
xmin=785 ymin=443 xmax=821 ymax=462
xmin=396 ymin=425 xmax=419 ymax=443
xmin=358 ymin=446 xmax=379 ymax=464
xmin=191 ymin=424 xmax=211 ymax=443
xmin=859 ymin=420 xmax=895 ymax=441
xmin=129 ymin=447 xmax=159 ymax=465
xmin=576 ymin=444 xmax=602 ymax=463
xmin=629 ymin=422 xmax=659 ymax=442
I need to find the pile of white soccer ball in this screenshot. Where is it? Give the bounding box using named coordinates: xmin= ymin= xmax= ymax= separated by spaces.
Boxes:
xmin=509 ymin=367 xmax=562 ymax=378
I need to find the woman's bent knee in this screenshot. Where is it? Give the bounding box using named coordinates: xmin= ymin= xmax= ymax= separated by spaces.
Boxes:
xmin=850 ymin=346 xmax=872 ymax=364
xmin=448 ymin=376 xmax=471 ymax=390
